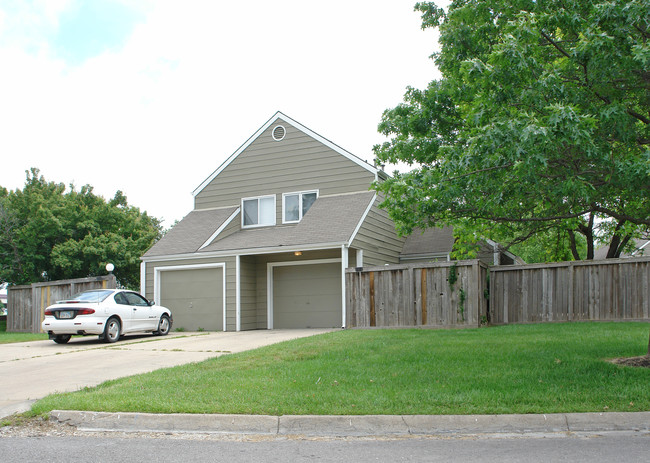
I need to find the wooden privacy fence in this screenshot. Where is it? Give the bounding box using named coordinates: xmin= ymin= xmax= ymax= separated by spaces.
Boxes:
xmin=346 ymin=260 xmax=489 ymax=328
xmin=490 ymin=257 xmax=650 ymax=324
xmin=7 ymin=275 xmax=117 ymax=333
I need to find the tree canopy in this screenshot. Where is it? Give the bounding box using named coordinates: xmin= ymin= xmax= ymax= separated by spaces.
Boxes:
xmin=373 ymin=0 xmax=650 ymax=260
xmin=0 ymin=169 xmax=162 ymax=289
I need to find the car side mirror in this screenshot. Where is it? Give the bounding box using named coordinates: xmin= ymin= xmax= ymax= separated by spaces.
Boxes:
xmin=148 ymin=300 xmax=156 ymax=306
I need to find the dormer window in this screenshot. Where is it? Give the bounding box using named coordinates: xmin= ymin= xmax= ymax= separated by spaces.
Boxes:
xmin=283 ymin=190 xmax=318 ymax=224
xmin=242 ymin=195 xmax=275 ymax=228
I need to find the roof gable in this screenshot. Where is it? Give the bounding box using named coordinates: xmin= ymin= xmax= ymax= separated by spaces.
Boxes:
xmin=193 ymin=111 xmax=379 ymax=198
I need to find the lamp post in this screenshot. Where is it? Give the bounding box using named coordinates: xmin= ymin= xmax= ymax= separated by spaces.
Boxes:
xmin=106 ymin=263 xmax=115 ymax=274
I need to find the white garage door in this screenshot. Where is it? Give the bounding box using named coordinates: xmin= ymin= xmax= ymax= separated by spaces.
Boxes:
xmin=273 ymin=263 xmax=341 ymax=328
xmin=159 ymin=267 xmax=223 ymax=331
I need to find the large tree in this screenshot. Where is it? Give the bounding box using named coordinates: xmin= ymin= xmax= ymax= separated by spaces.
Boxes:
xmin=373 ymin=0 xmax=650 ymax=259
xmin=0 ymin=169 xmax=162 ymax=289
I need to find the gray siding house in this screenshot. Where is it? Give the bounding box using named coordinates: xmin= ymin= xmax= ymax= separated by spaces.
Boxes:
xmin=141 ymin=112 xmax=514 ymax=331
xmin=141 ymin=112 xmax=404 ymax=331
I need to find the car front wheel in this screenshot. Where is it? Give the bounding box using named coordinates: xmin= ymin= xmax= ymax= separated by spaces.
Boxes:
xmin=155 ymin=314 xmax=171 ymax=336
xmin=103 ymin=317 xmax=121 ymax=343
xmin=53 ymin=334 xmax=71 ymax=344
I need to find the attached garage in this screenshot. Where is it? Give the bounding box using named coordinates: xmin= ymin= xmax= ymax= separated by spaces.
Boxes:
xmin=157 ymin=265 xmax=225 ymax=331
xmin=270 ymin=261 xmax=342 ymax=329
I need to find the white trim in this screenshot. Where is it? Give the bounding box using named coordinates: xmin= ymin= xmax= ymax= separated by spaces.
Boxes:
xmin=341 ymin=246 xmax=348 ymax=329
xmin=153 ymin=262 xmax=227 ymax=332
xmin=241 ymin=194 xmax=276 ymax=228
xmin=192 ymin=111 xmax=378 ymax=197
xmin=142 ymin=243 xmax=346 ymax=263
xmin=348 ymin=193 xmax=377 ymax=244
xmin=271 ymin=124 xmax=286 ymax=141
xmin=140 ymin=262 xmax=146 ymax=296
xmin=282 ymin=189 xmax=319 ymax=224
xmin=356 ymin=249 xmax=364 ymax=268
xmin=266 ymin=258 xmax=342 ymax=329
xmin=199 ymin=208 xmax=240 ymax=250
xmin=235 ymin=255 xmax=241 ymax=331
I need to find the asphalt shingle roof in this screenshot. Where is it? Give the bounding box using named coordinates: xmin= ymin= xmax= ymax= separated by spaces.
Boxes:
xmin=143 ymin=191 xmax=376 ymax=258
xmin=401 ymin=227 xmax=455 ymax=257
xmin=143 ymin=207 xmax=238 ymax=257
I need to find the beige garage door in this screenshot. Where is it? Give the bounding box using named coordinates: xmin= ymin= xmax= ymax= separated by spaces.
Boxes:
xmin=160 ymin=267 xmax=223 ymax=331
xmin=273 ymin=263 xmax=341 ymax=328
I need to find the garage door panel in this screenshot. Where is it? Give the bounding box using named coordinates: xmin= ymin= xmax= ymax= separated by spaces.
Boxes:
xmin=160 ymin=268 xmax=223 ymax=331
xmin=273 ymin=263 xmax=341 ymax=329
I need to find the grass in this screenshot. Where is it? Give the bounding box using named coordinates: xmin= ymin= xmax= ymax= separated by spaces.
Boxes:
xmin=0 ymin=319 xmax=48 ymax=344
xmin=30 ymin=322 xmax=650 ymax=416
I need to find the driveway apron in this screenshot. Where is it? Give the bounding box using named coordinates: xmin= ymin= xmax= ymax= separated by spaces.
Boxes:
xmin=0 ymin=329 xmax=334 ymax=418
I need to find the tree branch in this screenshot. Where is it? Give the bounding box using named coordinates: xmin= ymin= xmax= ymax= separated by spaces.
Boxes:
xmin=540 ymin=30 xmax=572 ymax=59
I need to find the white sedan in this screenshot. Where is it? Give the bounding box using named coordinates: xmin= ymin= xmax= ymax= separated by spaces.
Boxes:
xmin=42 ymin=289 xmax=173 ymax=344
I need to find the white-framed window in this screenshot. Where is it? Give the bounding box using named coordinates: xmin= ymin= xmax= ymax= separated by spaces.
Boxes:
xmin=282 ymin=190 xmax=318 ymax=224
xmin=242 ymin=195 xmax=276 ymax=228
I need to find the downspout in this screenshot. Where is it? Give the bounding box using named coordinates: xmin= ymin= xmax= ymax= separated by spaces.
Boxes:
xmin=341 ymin=245 xmax=348 ymax=329
xmin=235 ymin=255 xmax=241 ymax=332
xmin=140 ymin=262 xmax=146 ymax=296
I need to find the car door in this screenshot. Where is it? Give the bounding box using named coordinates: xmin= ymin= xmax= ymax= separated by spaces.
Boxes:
xmin=124 ymin=292 xmax=158 ymax=332
xmin=112 ymin=292 xmax=135 ymax=331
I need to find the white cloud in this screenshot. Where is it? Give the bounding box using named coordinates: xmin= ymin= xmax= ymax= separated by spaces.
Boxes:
xmin=0 ymin=0 xmax=446 ymax=227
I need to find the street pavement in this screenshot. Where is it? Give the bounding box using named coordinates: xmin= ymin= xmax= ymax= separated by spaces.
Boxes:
xmin=1 ymin=433 xmax=649 ymax=463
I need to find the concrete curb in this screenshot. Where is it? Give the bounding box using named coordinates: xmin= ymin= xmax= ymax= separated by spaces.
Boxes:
xmin=49 ymin=410 xmax=650 ymax=437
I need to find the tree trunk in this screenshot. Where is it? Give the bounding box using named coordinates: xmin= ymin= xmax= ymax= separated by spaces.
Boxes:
xmin=577 ymin=213 xmax=595 ymax=259
xmin=606 ymin=220 xmax=632 ymax=259
xmin=567 ymin=229 xmax=581 ymax=260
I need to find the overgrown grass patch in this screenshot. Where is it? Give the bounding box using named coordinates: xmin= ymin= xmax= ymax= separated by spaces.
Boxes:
xmin=31 ymin=322 xmax=650 ymax=416
xmin=0 ymin=319 xmax=48 ymax=344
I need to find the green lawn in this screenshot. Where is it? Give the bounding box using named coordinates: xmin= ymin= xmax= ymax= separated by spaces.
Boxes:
xmin=0 ymin=319 xmax=48 ymax=344
xmin=31 ymin=322 xmax=650 ymax=416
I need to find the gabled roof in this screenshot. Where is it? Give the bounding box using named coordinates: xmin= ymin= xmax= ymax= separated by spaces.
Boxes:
xmin=143 ymin=207 xmax=238 ymax=257
xmin=143 ymin=192 xmax=376 ymax=259
xmin=401 ymin=227 xmax=455 ymax=259
xmin=192 ymin=111 xmax=381 ymax=197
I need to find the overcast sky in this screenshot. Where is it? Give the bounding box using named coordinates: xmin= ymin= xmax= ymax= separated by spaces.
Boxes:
xmin=1 ymin=0 xmax=447 ymax=227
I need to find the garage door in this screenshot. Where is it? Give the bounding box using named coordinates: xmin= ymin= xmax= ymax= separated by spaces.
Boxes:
xmin=273 ymin=263 xmax=341 ymax=328
xmin=159 ymin=267 xmax=223 ymax=331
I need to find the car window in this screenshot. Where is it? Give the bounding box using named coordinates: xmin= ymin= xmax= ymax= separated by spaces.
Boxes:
xmin=124 ymin=292 xmax=150 ymax=307
xmin=114 ymin=293 xmax=129 ymax=305
xmin=73 ymin=290 xmax=114 ymax=302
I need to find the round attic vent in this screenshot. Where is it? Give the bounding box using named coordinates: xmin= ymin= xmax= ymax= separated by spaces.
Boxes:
xmin=272 ymin=125 xmax=286 ymax=141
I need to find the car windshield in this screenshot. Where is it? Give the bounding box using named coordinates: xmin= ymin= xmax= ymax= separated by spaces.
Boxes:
xmin=71 ymin=290 xmax=114 ymax=303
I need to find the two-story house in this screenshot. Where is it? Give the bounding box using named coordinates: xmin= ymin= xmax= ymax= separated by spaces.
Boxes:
xmin=141 ymin=112 xmax=516 ymax=332
xmin=141 ymin=112 xmax=405 ymax=331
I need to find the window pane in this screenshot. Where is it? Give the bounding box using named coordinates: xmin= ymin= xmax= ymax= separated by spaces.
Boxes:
xmin=243 ymin=199 xmax=258 ymax=226
xmin=302 ymin=193 xmax=317 ymax=217
xmin=259 ymin=197 xmax=275 ymax=225
xmin=284 ymin=194 xmax=299 ymax=222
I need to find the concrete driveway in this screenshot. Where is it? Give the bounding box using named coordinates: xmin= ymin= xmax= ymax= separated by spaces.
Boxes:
xmin=0 ymin=329 xmax=334 ymax=419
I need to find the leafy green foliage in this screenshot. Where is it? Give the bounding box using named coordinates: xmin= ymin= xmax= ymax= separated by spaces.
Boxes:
xmin=0 ymin=169 xmax=162 ymax=288
xmin=374 ymin=0 xmax=650 ymax=259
